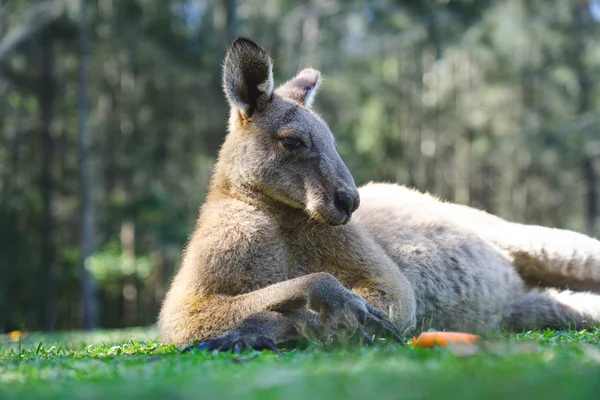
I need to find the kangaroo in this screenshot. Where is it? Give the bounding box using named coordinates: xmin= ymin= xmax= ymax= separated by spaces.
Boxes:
xmin=158 ymin=38 xmax=600 ymax=351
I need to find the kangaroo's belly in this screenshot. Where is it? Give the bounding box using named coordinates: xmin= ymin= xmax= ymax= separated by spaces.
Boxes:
xmin=354 ymin=182 xmax=524 ymax=332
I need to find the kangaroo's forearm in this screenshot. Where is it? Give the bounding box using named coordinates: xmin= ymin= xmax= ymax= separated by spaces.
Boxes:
xmin=227 ymin=310 xmax=321 ymax=345
xmin=324 ymin=221 xmax=417 ymax=331
xmin=158 ymin=272 xmax=332 ymax=345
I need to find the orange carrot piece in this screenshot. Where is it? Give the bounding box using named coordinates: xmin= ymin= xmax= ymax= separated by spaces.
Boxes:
xmin=411 ymin=332 xmax=480 ymax=348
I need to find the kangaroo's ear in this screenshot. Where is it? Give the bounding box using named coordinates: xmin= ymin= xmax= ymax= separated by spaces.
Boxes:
xmin=222 ymin=37 xmax=274 ymax=116
xmin=275 ymin=68 xmax=321 ymax=108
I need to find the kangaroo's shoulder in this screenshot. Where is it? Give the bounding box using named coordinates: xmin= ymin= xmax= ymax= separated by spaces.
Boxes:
xmin=179 ymin=195 xmax=286 ymax=294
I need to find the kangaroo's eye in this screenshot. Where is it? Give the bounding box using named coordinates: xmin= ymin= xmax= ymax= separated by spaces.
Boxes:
xmin=280 ymin=137 xmax=303 ymax=151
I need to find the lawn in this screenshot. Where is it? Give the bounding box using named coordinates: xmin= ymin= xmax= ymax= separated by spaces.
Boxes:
xmin=2 ymin=328 xmax=600 ymax=400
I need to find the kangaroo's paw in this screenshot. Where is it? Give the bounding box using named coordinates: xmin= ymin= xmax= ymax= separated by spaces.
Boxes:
xmin=317 ymin=289 xmax=405 ymax=345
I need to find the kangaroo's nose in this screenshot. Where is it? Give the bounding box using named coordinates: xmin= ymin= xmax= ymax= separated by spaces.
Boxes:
xmin=334 ymin=190 xmax=359 ymax=215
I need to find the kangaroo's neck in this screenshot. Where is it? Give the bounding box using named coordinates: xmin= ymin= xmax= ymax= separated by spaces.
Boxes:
xmin=209 ymin=147 xmax=308 ymax=228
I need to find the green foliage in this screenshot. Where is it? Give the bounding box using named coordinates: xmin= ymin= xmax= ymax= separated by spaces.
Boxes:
xmin=89 ymin=241 xmax=152 ymax=282
xmin=2 ymin=329 xmax=600 ymax=399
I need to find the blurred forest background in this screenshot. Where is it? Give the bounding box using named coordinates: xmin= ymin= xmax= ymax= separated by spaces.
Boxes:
xmin=1 ymin=0 xmax=600 ymax=333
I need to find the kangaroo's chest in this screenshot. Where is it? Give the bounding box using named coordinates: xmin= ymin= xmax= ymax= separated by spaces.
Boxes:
xmin=278 ymin=226 xmax=327 ymax=279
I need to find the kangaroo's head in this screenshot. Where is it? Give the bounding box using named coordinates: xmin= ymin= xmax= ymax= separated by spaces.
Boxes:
xmin=216 ymin=38 xmax=359 ymax=226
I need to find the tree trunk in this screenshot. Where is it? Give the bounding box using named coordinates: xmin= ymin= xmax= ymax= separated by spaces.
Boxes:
xmin=39 ymin=30 xmax=56 ymax=331
xmin=0 ymin=252 xmax=8 ymax=331
xmin=78 ymin=0 xmax=96 ymax=330
xmin=223 ymin=0 xmax=237 ymax=43
xmin=583 ymin=156 xmax=598 ymax=234
xmin=120 ymin=220 xmax=137 ymax=327
xmin=453 ymin=50 xmax=471 ymax=205
xmin=571 ymin=2 xmax=597 ymax=234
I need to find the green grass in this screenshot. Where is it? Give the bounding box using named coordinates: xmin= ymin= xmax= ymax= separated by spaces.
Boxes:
xmin=2 ymin=328 xmax=600 ymax=400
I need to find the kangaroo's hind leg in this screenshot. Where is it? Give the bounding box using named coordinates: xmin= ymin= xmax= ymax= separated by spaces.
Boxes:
xmin=504 ymin=224 xmax=600 ymax=293
xmin=504 ymin=288 xmax=600 ymax=331
xmin=445 ymin=203 xmax=600 ymax=292
xmin=491 ymin=224 xmax=600 ymax=293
